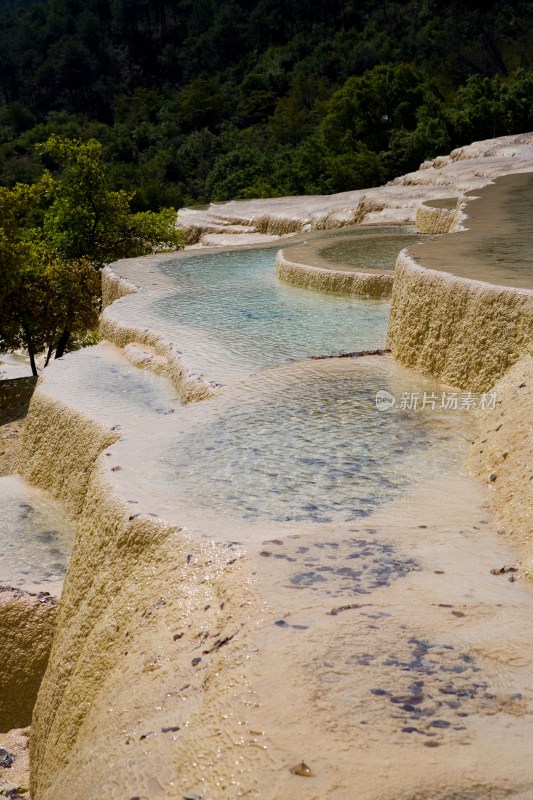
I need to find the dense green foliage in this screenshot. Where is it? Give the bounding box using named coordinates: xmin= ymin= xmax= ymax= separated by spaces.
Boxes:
xmin=0 ymin=136 xmax=183 ymax=372
xmin=0 ymin=0 xmax=532 ymax=205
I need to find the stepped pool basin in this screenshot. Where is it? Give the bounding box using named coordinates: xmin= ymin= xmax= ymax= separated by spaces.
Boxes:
xmin=14 ymin=139 xmax=533 ymax=800
xmin=152 ymin=246 xmax=390 ymax=379
xmin=105 ymin=356 xmax=477 ymax=541
xmin=317 ymin=233 xmax=425 ymax=271
xmin=411 ymin=172 xmax=533 ymax=289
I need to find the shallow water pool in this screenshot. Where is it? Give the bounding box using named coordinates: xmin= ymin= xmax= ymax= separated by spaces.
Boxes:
xmin=153 ymin=247 xmax=390 ymax=374
xmin=318 ymin=234 xmax=425 ymax=271
xmin=109 ymin=357 xmax=477 ymax=531
xmin=0 ymin=475 xmax=74 ymax=593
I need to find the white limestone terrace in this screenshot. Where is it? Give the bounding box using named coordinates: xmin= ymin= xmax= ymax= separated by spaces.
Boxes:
xmin=177 ymin=132 xmax=533 ymax=246
xmin=17 ymin=132 xmax=533 ymax=800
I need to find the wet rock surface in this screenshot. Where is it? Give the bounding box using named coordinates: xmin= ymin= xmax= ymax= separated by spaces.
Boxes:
xmin=0 ymin=476 xmax=73 ymax=593
xmin=260 ymin=535 xmax=419 ymax=596
xmin=0 ymin=728 xmax=30 ymax=797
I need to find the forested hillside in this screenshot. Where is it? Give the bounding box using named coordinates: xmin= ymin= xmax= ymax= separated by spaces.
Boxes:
xmin=0 ymin=0 xmax=532 ymax=208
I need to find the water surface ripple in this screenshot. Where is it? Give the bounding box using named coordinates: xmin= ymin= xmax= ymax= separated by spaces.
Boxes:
xmin=154 ymin=247 xmax=390 ymax=375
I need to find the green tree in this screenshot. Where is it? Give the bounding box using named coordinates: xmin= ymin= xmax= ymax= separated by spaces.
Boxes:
xmin=449 ymin=70 xmax=533 ymax=144
xmin=205 ymin=145 xmax=272 ymax=201
xmin=40 ymin=135 xmax=183 ymax=267
xmin=0 ymin=135 xmax=184 ymax=371
xmin=0 ymin=179 xmax=101 ymax=374
xmin=177 ymin=76 xmax=234 ymax=132
xmin=320 ymin=63 xmax=434 ymax=156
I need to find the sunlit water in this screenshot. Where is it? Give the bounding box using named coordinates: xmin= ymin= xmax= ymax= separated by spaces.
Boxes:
xmin=0 ymin=475 xmax=74 ymax=592
xmin=52 ymin=342 xmax=181 ymax=427
xmin=109 ymin=358 xmax=476 ymax=532
xmin=9 ymin=195 xmax=527 ymax=586
xmin=153 ymin=247 xmax=390 ymax=374
xmin=123 ymin=237 xmax=478 ymax=526
xmin=318 ymin=234 xmax=425 ymax=271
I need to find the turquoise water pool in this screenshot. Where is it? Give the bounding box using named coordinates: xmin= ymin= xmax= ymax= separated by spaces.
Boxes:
xmin=123 ymin=358 xmax=476 ymax=527
xmin=318 ymin=234 xmax=425 ymax=271
xmin=154 ymin=247 xmax=390 ymax=373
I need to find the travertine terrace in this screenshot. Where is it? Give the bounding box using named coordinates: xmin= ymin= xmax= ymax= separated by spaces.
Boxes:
xmin=275 ymin=249 xmax=394 ymax=297
xmin=177 ymin=132 xmax=533 ymax=245
xmin=8 ymin=133 xmax=533 ymax=799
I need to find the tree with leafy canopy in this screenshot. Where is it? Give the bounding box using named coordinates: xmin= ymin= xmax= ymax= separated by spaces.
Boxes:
xmin=0 ymin=135 xmax=184 ymax=373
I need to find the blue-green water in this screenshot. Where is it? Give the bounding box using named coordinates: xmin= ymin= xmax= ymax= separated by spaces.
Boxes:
xmin=154 ymin=248 xmax=390 ymax=373
xmin=150 ymin=358 xmax=474 ymax=526
xmin=318 ymin=234 xmax=425 ymax=271
xmin=127 ymin=243 xmax=476 ymax=526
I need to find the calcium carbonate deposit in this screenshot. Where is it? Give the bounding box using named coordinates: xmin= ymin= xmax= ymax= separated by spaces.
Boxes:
xmin=2 ymin=133 xmax=532 ymax=800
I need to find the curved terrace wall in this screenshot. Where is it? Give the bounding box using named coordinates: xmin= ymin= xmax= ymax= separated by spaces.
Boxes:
xmin=19 ymin=389 xmax=120 ymax=516
xmin=101 ymin=259 xmax=220 ymax=403
xmin=467 ymin=354 xmax=533 ymax=567
xmin=13 ymin=347 xmax=258 ymax=798
xmin=21 ymin=397 xmax=255 ymax=799
xmin=415 ymin=198 xmax=460 ymax=234
xmin=0 ymin=587 xmax=58 ymax=732
xmin=275 ymin=249 xmax=393 ymax=297
xmin=386 ymin=250 xmax=533 ymax=392
xmin=387 ymin=173 xmax=533 ymax=557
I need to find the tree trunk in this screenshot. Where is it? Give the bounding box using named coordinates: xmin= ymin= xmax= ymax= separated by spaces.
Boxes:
xmin=55 ymin=328 xmax=71 ymax=359
xmin=44 ymin=341 xmax=55 ymax=368
xmin=23 ymin=329 xmax=38 ymax=377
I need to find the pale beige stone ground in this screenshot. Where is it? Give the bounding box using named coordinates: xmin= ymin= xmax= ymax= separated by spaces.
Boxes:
xmin=468 ymin=354 xmax=533 ymax=566
xmin=19 ymin=354 xmax=533 ymax=800
xmin=0 ymin=727 xmax=30 ymax=797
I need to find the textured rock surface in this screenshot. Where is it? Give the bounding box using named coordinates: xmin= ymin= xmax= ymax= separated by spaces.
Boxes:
xmin=20 ymin=351 xmax=533 ymax=800
xmin=0 ymin=726 xmax=31 ymax=796
xmin=276 ymin=249 xmax=393 ymax=297
xmin=415 ymin=200 xmax=460 ymax=233
xmin=18 ymin=389 xmax=120 ymax=516
xmin=21 ymin=366 xmax=533 ymax=799
xmin=386 ymin=250 xmax=533 ymax=392
xmin=22 ymin=392 xmax=258 ymax=799
xmin=0 ymin=587 xmax=57 ymax=731
xmin=178 ymin=133 xmax=533 ymax=245
xmin=468 ymin=355 xmax=533 ymax=559
xmin=101 ymin=258 xmax=221 ymax=403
